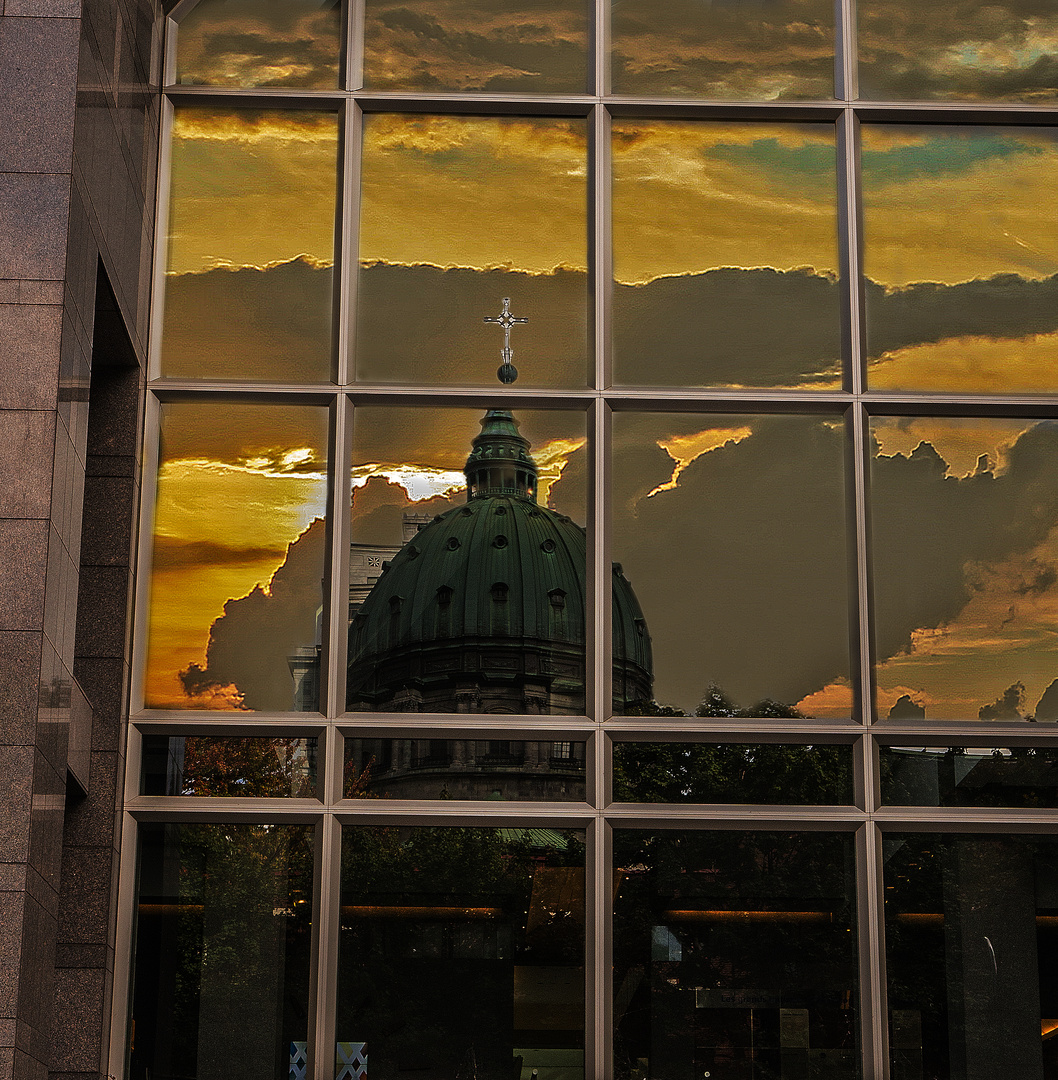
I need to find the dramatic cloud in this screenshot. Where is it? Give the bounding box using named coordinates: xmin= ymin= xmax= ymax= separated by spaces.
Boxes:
xmin=164 ymin=259 xmax=1058 ymax=390
xmin=610 ymin=0 xmax=834 ymax=99
xmin=858 ymin=0 xmax=1058 ymax=102
xmin=362 ymin=0 xmax=588 ymax=92
xmin=176 ymin=0 xmax=341 ymax=88
xmin=179 ymin=519 xmax=328 ymax=712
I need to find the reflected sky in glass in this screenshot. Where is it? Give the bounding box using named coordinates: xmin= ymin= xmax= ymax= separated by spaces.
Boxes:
xmin=362 ymin=0 xmax=589 ymax=92
xmin=175 ymin=0 xmax=341 ymax=88
xmin=145 ymin=402 xmax=329 ymax=711
xmin=356 ymin=114 xmax=589 ymax=388
xmin=872 ymin=417 xmax=1058 ymax=721
xmin=612 ymin=0 xmax=835 ymax=100
xmin=859 ymin=0 xmax=1058 ymax=103
xmin=612 ymin=120 xmax=840 ymax=389
xmin=611 ymin=413 xmax=851 ymax=717
xmin=862 ymin=125 xmax=1058 ymax=393
xmin=161 ymin=107 xmax=339 ymax=382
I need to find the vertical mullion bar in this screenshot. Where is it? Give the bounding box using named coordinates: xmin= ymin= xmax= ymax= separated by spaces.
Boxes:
xmin=146 ymin=97 xmax=175 ymax=384
xmin=594 ymin=0 xmax=609 ymax=98
xmin=337 ymin=103 xmax=362 ymax=388
xmin=835 ymin=0 xmax=858 ymax=101
xmin=591 ymin=104 xmax=612 ymax=393
xmin=106 ymin=812 xmax=141 ymax=1079
xmin=311 ymin=814 xmax=342 ymax=1080
xmin=838 ymin=110 xmax=865 ymax=397
xmin=589 ymin=397 xmax=612 ymax=722
xmin=589 ymin=816 xmax=613 ymax=1080
xmin=324 ymin=395 xmax=353 ymax=719
xmin=856 ymin=822 xmax=890 ymax=1079
xmin=346 ymin=0 xmax=365 ymax=90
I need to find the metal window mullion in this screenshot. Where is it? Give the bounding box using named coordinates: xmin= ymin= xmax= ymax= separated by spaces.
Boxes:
xmin=856 ymin=822 xmax=890 ymax=1079
xmin=311 ymin=813 xmax=342 ymax=1080
xmin=338 ymin=103 xmax=362 ymax=386
xmin=591 ymin=105 xmax=612 ymax=392
xmin=345 ymin=0 xmax=365 ymax=91
xmin=850 ymin=401 xmax=874 ymax=727
xmin=107 ymin=811 xmax=142 ymax=1079
xmin=322 ymin=397 xmax=352 ymax=720
xmin=589 ymin=815 xmax=612 ymax=1080
xmin=835 ymin=0 xmax=858 ymax=101
xmin=589 ymin=397 xmax=612 ymax=722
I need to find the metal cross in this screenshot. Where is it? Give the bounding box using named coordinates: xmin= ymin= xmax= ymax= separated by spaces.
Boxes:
xmin=484 ymin=297 xmax=528 ymax=384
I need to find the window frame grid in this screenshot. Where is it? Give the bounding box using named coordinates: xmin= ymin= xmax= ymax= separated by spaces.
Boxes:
xmin=118 ymin=7 xmax=1058 ymax=1080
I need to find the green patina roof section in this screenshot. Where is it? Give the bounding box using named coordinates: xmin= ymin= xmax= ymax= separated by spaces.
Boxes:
xmin=347 ymin=495 xmax=652 ymax=672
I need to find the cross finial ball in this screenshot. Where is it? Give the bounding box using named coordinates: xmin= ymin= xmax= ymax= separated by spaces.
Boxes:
xmin=484 ymin=297 xmax=529 ymax=384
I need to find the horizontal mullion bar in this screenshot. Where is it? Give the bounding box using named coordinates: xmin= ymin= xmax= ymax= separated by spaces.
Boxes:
xmin=338 ymin=719 xmax=598 ymax=738
xmin=133 ymin=718 xmax=328 ymax=736
xmin=333 ymin=805 xmax=597 ymax=826
xmin=129 ymin=801 xmax=327 ymax=821
xmin=870 ymin=719 xmax=1058 ymax=741
xmin=131 ymin=710 xmax=331 ymax=725
xmin=604 ymin=99 xmax=845 ymax=120
xmin=606 ymin=717 xmax=865 ymax=736
xmin=860 ymin=395 xmax=1058 ymax=414
xmin=873 ymin=808 xmax=1058 ymax=830
xmin=164 ymin=88 xmax=345 ymax=108
xmin=606 ymin=806 xmax=865 ymax=827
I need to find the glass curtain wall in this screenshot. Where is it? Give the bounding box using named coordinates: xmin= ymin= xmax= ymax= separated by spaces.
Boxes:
xmin=119 ymin=0 xmax=1058 ymax=1077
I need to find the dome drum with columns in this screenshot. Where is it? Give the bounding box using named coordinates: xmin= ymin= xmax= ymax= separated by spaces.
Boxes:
xmin=345 ymin=301 xmax=653 ymax=716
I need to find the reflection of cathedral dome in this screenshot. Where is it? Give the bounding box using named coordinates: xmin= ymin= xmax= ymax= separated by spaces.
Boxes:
xmin=346 ymin=406 xmax=653 ymax=714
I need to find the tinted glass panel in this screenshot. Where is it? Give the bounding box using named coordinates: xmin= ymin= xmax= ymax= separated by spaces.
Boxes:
xmin=337 ymin=826 xmax=585 ymax=1075
xmin=160 ymin=107 xmax=339 ymax=382
xmin=612 ymin=120 xmax=840 ymax=388
xmin=614 ymin=830 xmax=860 ymax=1078
xmin=356 ymin=115 xmax=589 ymax=388
xmin=881 ymin=745 xmax=1058 ymax=808
xmin=141 ymin=735 xmax=318 ymax=796
xmin=145 ymin=402 xmax=329 ymax=712
xmin=871 ymin=417 xmax=1058 ymax=721
xmin=614 ymin=743 xmax=854 ymax=804
xmin=859 ymin=0 xmax=1058 ymax=102
xmin=362 ymin=0 xmax=588 ymax=93
xmin=884 ymin=833 xmax=1058 ymax=1078
xmin=344 ymin=738 xmax=586 ymax=800
xmin=130 ymin=823 xmax=314 ymax=1080
xmin=175 ymin=0 xmax=341 ymax=88
xmin=346 ymin=405 xmax=587 ymax=715
xmin=611 ymin=413 xmax=852 ymax=718
xmin=612 ymin=0 xmax=835 ymax=100
xmin=862 ymin=125 xmax=1058 ymax=393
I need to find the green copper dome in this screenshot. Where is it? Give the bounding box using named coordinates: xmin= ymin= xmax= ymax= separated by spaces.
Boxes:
xmin=347 ymin=408 xmax=653 ymax=714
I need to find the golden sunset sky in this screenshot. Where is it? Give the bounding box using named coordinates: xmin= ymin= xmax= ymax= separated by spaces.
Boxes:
xmin=150 ymin=99 xmax=1058 ymax=715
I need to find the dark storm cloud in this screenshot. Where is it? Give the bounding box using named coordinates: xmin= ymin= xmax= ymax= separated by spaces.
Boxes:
xmin=871 ymin=424 xmax=1058 ymax=666
xmin=153 ymin=537 xmax=287 ymax=570
xmin=161 ymin=257 xmax=332 ymax=383
xmin=164 ymin=260 xmax=1058 ymax=392
xmin=179 ymin=519 xmax=327 ymax=712
xmin=858 ymin=0 xmax=1058 ymax=101
xmin=610 ymin=419 xmax=1058 ymax=714
xmin=351 ymin=477 xmax=461 ymax=546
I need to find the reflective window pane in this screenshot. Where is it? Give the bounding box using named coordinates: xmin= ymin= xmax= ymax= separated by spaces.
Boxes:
xmin=346 ymin=405 xmax=587 ymax=715
xmin=129 ymin=823 xmax=314 ymax=1080
xmin=356 ymin=115 xmax=589 ymax=387
xmin=881 ymin=745 xmax=1058 ymax=808
xmin=884 ymin=833 xmax=1058 ymax=1078
xmin=862 ymin=125 xmax=1058 ymax=393
xmin=871 ymin=417 xmax=1058 ymax=721
xmin=614 ymin=743 xmax=854 ymax=804
xmin=614 ymin=830 xmax=860 ymax=1078
xmin=613 ymin=121 xmax=840 ymax=388
xmin=343 ymin=738 xmax=586 ymax=800
xmin=160 ymin=107 xmax=339 ymax=381
xmin=145 ymin=402 xmax=329 ymax=712
xmin=142 ymin=735 xmax=318 ymax=796
xmin=337 ymin=826 xmax=585 ymax=1075
xmin=859 ymin=0 xmax=1058 ymax=103
xmin=612 ymin=0 xmax=835 ymax=100
xmin=362 ymin=0 xmax=588 ymax=93
xmin=174 ymin=0 xmax=341 ymax=88
xmin=612 ymin=413 xmax=852 ymax=718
